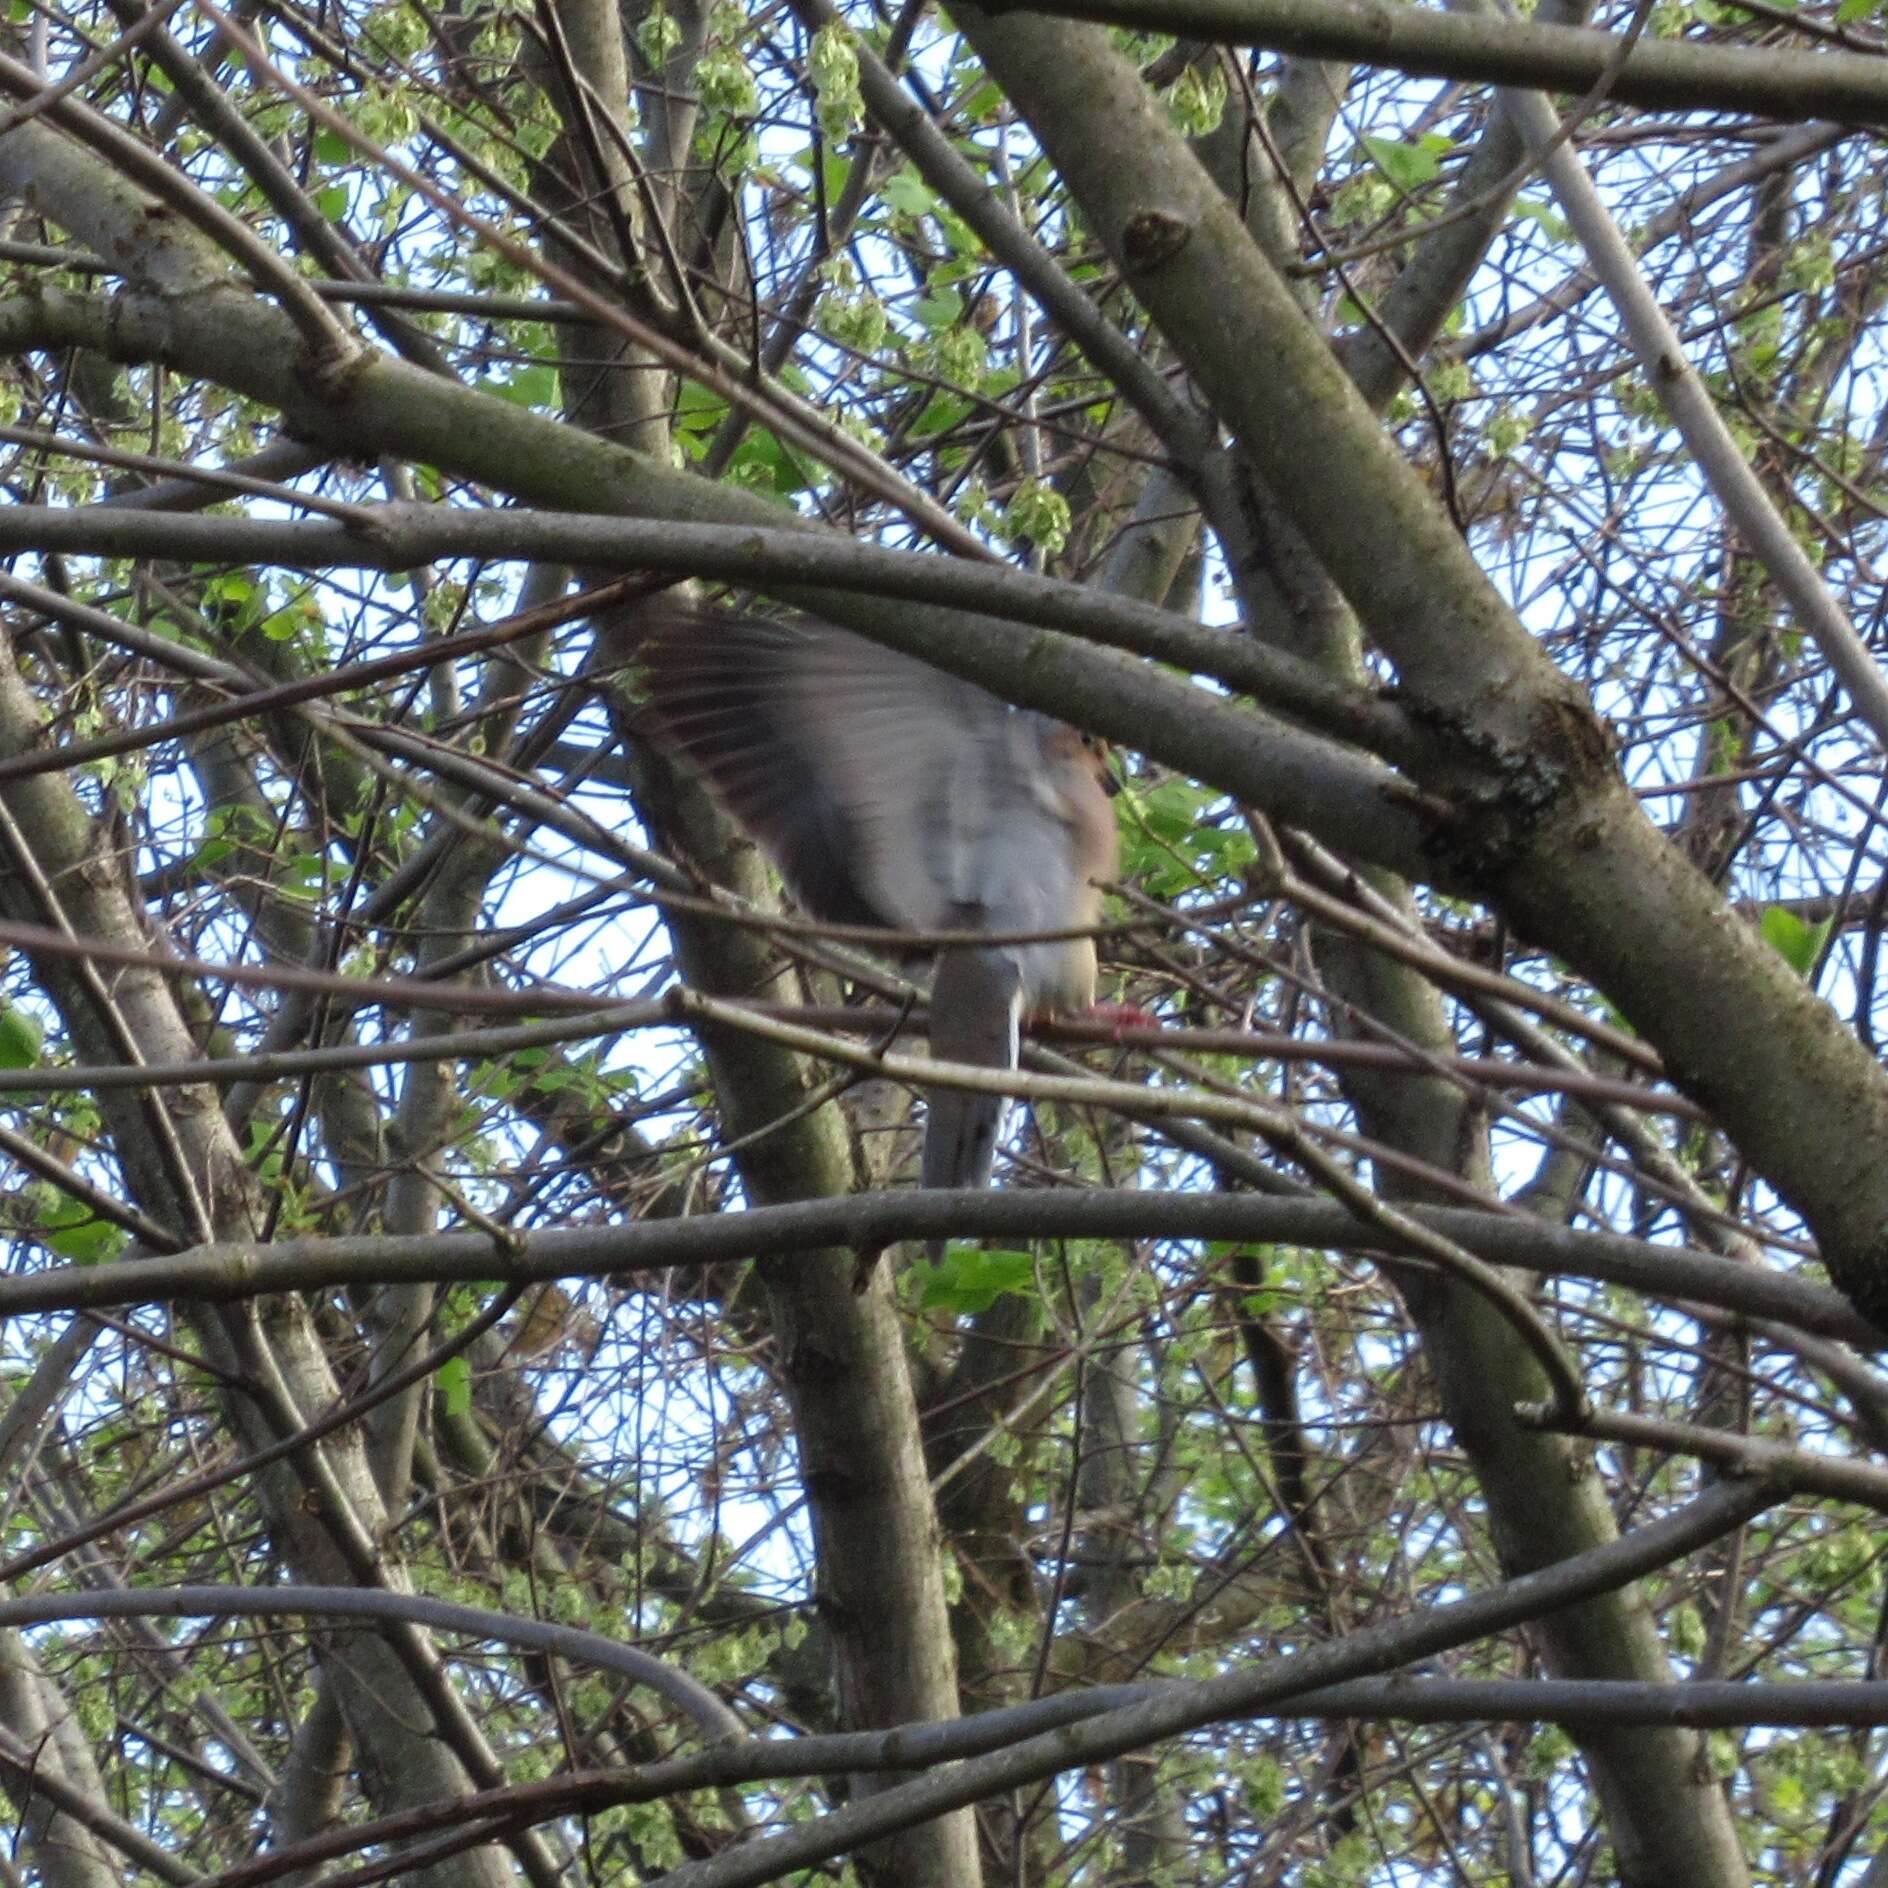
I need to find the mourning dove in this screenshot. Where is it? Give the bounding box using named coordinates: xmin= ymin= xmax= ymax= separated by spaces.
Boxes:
xmin=639 ymin=608 xmax=1119 ymax=1195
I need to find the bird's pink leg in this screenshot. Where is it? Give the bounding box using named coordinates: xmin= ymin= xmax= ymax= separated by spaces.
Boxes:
xmin=1023 ymin=1002 xmax=1159 ymax=1041
xmin=1081 ymin=1000 xmax=1159 ymax=1039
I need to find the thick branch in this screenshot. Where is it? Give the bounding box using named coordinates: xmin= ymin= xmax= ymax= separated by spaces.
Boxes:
xmin=0 ymin=1188 xmax=1864 ymax=1342
xmin=983 ymin=0 xmax=1888 ymax=125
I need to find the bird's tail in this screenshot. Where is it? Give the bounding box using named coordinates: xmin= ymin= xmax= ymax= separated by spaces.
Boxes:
xmin=923 ymin=948 xmax=1023 ymax=1258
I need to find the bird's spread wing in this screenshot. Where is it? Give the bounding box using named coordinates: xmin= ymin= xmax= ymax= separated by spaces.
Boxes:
xmin=639 ymin=609 xmax=1018 ymax=932
xmin=642 ymin=607 xmax=1116 ymax=1210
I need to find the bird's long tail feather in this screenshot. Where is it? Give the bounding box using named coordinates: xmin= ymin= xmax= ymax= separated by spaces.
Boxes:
xmin=923 ymin=948 xmax=1023 ymax=1257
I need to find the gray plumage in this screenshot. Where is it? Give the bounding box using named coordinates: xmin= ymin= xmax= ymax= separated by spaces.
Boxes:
xmin=640 ymin=608 xmax=1117 ymax=1195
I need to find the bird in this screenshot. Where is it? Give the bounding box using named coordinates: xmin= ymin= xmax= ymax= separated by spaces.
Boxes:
xmin=637 ymin=606 xmax=1120 ymax=1200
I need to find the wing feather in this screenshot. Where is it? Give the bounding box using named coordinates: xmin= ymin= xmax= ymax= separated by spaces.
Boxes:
xmin=639 ymin=608 xmax=1016 ymax=930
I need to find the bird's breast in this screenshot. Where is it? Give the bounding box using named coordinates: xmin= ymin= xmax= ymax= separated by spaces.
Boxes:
xmin=1013 ymin=937 xmax=1098 ymax=1016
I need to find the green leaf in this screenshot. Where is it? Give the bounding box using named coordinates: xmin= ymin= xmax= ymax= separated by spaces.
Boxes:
xmin=1247 ymin=1754 xmax=1286 ymax=1821
xmin=490 ymin=363 xmax=559 ymax=409
xmin=727 ymin=426 xmax=813 ymax=496
xmin=1670 ymin=1599 xmax=1707 ymax=1657
xmin=1512 ymin=196 xmax=1573 ymax=243
xmin=809 ymin=23 xmax=861 ymax=142
xmin=1760 ymin=904 xmax=1831 ymax=977
xmin=206 ymin=570 xmax=259 ymax=609
xmin=36 ymin=1193 xmax=125 ymax=1266
xmin=1165 ymin=63 xmax=1226 ymax=136
xmin=909 ymin=391 xmax=973 ymax=439
xmin=916 ymin=1247 xmax=1034 ymax=1314
xmin=956 ymin=80 xmax=1003 ymax=124
xmin=1004 ymin=478 xmax=1071 ymax=555
xmin=675 ymin=379 xmax=730 ymax=438
xmin=436 ymin=1355 xmax=472 ymax=1418
xmin=882 ymin=167 xmax=936 ymax=218
xmin=0 ymin=1006 xmax=41 ymax=1069
xmin=696 ymin=45 xmax=758 ymax=116
xmin=637 ymin=4 xmax=683 ymax=65
xmin=1361 ymin=134 xmax=1439 ymax=193
xmin=913 ymin=286 xmax=963 ymax=332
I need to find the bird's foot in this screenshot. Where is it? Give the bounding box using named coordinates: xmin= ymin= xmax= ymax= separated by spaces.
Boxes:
xmin=1021 ymin=1002 xmax=1159 ymax=1040
xmin=1080 ymin=1000 xmax=1159 ymax=1040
